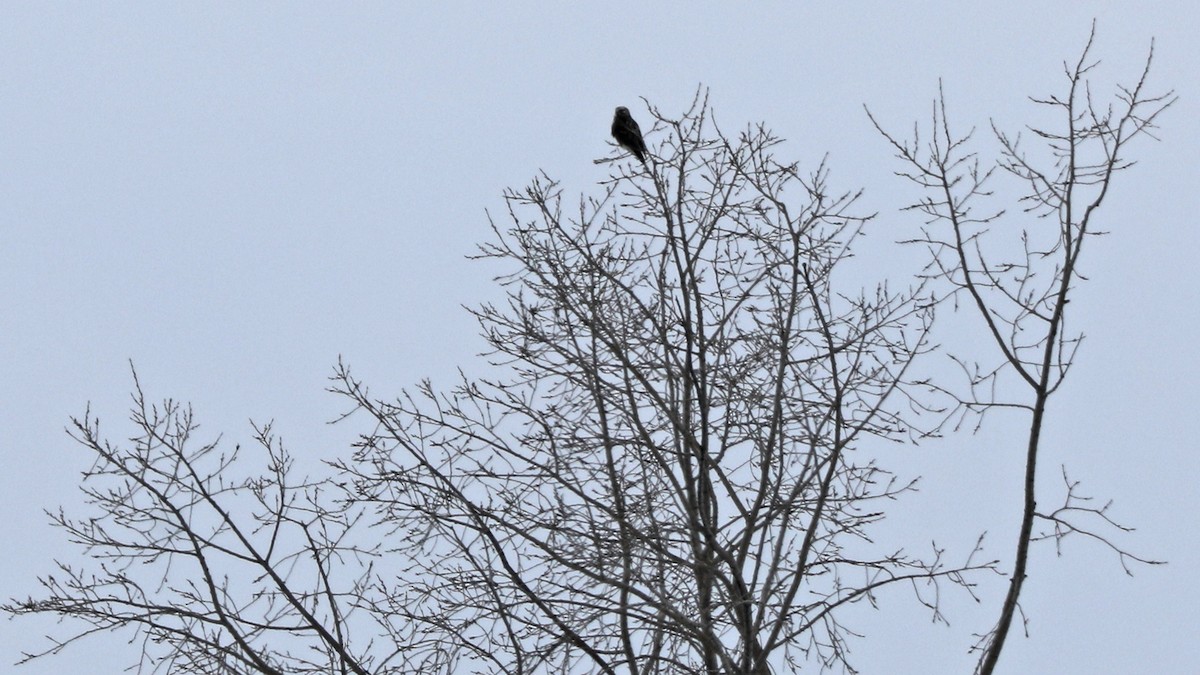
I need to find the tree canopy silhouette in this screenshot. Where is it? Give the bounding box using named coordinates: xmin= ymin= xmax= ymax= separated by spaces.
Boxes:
xmin=7 ymin=29 xmax=1173 ymax=675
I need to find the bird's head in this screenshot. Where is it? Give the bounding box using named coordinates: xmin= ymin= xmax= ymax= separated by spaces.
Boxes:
xmin=614 ymin=106 xmax=630 ymax=117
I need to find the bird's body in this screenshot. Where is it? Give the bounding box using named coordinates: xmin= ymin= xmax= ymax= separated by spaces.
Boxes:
xmin=611 ymin=106 xmax=648 ymax=164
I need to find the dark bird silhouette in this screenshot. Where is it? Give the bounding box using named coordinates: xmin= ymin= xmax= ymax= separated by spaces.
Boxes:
xmin=611 ymin=106 xmax=648 ymax=164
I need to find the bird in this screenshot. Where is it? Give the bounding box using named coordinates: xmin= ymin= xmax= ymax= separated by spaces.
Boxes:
xmin=611 ymin=106 xmax=648 ymax=164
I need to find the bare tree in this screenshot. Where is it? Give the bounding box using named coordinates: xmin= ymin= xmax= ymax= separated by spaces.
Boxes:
xmin=6 ymin=371 xmax=378 ymax=674
xmin=8 ymin=31 xmax=1171 ymax=675
xmin=867 ymin=24 xmax=1174 ymax=675
xmin=325 ymin=91 xmax=989 ymax=674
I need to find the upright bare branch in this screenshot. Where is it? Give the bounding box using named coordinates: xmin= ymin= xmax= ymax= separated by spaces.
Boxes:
xmin=868 ymin=25 xmax=1174 ymax=674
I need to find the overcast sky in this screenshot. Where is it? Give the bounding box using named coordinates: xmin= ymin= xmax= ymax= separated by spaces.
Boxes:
xmin=2 ymin=3 xmax=1197 ymax=673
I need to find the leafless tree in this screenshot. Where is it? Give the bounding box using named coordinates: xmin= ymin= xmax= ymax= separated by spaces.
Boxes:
xmin=325 ymin=91 xmax=989 ymax=675
xmin=8 ymin=30 xmax=1171 ymax=675
xmin=5 ymin=371 xmax=378 ymax=673
xmin=9 ymin=94 xmax=990 ymax=674
xmin=867 ymin=24 xmax=1174 ymax=675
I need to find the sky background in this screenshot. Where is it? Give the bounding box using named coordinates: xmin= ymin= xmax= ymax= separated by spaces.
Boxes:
xmin=2 ymin=2 xmax=1196 ymax=673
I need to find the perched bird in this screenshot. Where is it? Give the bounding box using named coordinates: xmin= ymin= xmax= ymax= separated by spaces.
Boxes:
xmin=611 ymin=106 xmax=648 ymax=164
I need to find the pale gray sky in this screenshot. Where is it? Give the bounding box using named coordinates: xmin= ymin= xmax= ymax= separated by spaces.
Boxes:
xmin=2 ymin=3 xmax=1196 ymax=673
